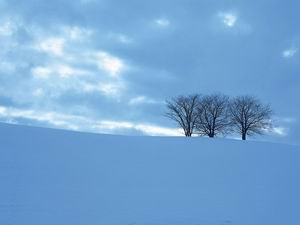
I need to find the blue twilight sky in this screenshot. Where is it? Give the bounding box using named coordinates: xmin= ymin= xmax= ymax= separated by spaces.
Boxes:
xmin=0 ymin=0 xmax=299 ymax=143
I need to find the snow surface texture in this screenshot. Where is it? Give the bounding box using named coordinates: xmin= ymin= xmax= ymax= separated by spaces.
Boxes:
xmin=0 ymin=122 xmax=300 ymax=225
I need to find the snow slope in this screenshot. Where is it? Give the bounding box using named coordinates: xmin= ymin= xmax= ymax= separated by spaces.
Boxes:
xmin=1 ymin=122 xmax=300 ymax=225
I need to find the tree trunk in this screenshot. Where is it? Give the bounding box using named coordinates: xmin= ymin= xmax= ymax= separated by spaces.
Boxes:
xmin=242 ymin=133 xmax=246 ymax=140
xmin=185 ymin=131 xmax=192 ymax=137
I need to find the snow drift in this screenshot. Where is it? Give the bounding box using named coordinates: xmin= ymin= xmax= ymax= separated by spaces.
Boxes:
xmin=0 ymin=122 xmax=300 ymax=225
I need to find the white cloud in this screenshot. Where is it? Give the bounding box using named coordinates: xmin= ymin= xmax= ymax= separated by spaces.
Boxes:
xmin=272 ymin=127 xmax=288 ymax=137
xmin=98 ymin=83 xmax=122 ymax=96
xmin=0 ymin=20 xmax=14 ymax=36
xmin=97 ymin=120 xmax=134 ymax=130
xmin=117 ymin=35 xmax=132 ymax=44
xmin=57 ymin=65 xmax=75 ymax=78
xmin=29 ymin=26 xmax=128 ymax=97
xmin=218 ymin=12 xmax=237 ymax=27
xmin=96 ymin=51 xmax=125 ymax=77
xmin=56 ymin=64 xmax=88 ymax=78
xmin=282 ymin=47 xmax=298 ymax=58
xmin=0 ymin=106 xmax=6 ymax=114
xmin=32 ymin=88 xmax=44 ymax=97
xmin=32 ymin=66 xmax=52 ymax=79
xmin=0 ymin=61 xmax=16 ymax=73
xmin=0 ymin=107 xmax=82 ymax=130
xmin=33 ymin=26 xmax=93 ymax=57
xmin=0 ymin=105 xmax=182 ymax=136
xmin=81 ymin=82 xmax=99 ymax=93
xmin=129 ymin=96 xmax=161 ymax=105
xmin=108 ymin=33 xmax=132 ymax=44
xmin=36 ymin=37 xmax=65 ymax=56
xmin=64 ymin=26 xmax=93 ymax=41
xmin=215 ymin=11 xmax=252 ymax=34
xmin=135 ymin=124 xmax=181 ymax=136
xmin=81 ymin=82 xmax=123 ymax=97
xmin=1 ymin=22 xmax=129 ymax=105
xmin=93 ymin=120 xmax=181 ymax=136
xmin=155 ymin=18 xmax=170 ymax=28
xmin=32 ymin=64 xmax=88 ymax=79
xmin=29 ymin=46 xmax=128 ymax=99
xmin=29 ymin=29 xmax=128 ymax=97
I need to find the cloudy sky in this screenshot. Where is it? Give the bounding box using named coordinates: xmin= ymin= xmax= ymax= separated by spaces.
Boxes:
xmin=0 ymin=0 xmax=299 ymax=143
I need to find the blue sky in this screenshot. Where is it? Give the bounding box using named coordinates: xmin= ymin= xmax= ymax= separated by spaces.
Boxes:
xmin=0 ymin=0 xmax=299 ymax=143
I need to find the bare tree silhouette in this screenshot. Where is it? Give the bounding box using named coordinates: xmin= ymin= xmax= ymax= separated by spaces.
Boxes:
xmin=166 ymin=94 xmax=200 ymax=136
xmin=229 ymin=95 xmax=272 ymax=140
xmin=196 ymin=94 xmax=231 ymax=138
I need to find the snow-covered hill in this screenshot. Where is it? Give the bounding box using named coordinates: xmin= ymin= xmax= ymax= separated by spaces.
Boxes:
xmin=1 ymin=122 xmax=300 ymax=225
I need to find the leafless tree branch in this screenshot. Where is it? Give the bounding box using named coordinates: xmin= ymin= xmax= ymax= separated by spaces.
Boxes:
xmin=195 ymin=94 xmax=231 ymax=138
xmin=165 ymin=94 xmax=200 ymax=136
xmin=229 ymin=95 xmax=272 ymax=140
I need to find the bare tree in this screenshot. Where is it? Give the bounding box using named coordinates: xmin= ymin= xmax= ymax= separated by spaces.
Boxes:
xmin=229 ymin=95 xmax=272 ymax=140
xmin=165 ymin=94 xmax=200 ymax=137
xmin=195 ymin=94 xmax=231 ymax=138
